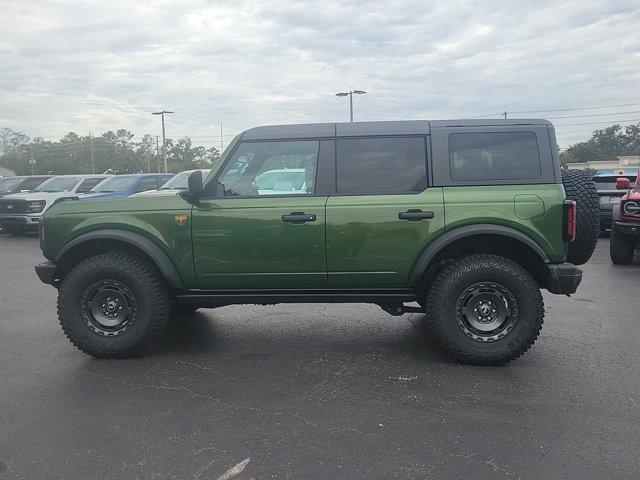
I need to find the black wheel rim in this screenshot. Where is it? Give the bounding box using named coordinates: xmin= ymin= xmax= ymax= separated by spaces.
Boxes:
xmin=80 ymin=280 xmax=137 ymax=336
xmin=455 ymin=282 xmax=518 ymax=342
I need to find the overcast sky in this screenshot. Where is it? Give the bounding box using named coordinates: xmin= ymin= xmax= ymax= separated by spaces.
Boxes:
xmin=1 ymin=0 xmax=639 ymax=148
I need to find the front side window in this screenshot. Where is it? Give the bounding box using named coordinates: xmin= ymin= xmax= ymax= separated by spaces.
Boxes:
xmin=336 ymin=137 xmax=427 ymax=195
xmin=449 ymin=132 xmax=541 ymax=181
xmin=217 ymin=140 xmax=319 ymax=197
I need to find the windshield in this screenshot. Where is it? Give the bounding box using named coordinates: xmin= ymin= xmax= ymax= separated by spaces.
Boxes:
xmin=35 ymin=177 xmax=81 ymax=192
xmin=160 ymin=170 xmax=210 ymax=190
xmin=0 ymin=178 xmax=24 ymax=193
xmin=91 ymin=176 xmax=138 ymax=193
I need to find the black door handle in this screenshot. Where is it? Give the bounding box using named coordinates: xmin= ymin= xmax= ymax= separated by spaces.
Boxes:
xmin=398 ymin=210 xmax=434 ymax=221
xmin=282 ymin=213 xmax=317 ymax=223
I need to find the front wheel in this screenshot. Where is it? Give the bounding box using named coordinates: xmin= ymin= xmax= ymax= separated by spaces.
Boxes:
xmin=57 ymin=252 xmax=171 ymax=358
xmin=610 ymin=225 xmax=635 ymax=265
xmin=425 ymin=254 xmax=544 ymax=365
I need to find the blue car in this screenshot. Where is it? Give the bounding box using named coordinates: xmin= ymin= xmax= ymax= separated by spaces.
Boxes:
xmin=84 ymin=173 xmax=174 ymax=200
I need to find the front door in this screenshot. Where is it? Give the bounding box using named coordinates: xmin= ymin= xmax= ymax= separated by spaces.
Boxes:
xmin=192 ymin=139 xmax=327 ymax=290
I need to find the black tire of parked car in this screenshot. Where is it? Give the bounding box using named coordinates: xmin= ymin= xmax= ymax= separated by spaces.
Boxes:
xmin=561 ymin=170 xmax=599 ymax=266
xmin=57 ymin=251 xmax=171 ymax=358
xmin=609 ymin=225 xmax=635 ymax=265
xmin=425 ymin=254 xmax=544 ymax=365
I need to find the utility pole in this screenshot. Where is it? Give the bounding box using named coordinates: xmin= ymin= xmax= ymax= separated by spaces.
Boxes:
xmin=155 ymin=135 xmax=160 ymax=172
xmin=90 ymin=134 xmax=95 ymax=174
xmin=502 ymin=110 xmax=508 ymax=119
xmin=29 ymin=148 xmax=36 ymax=175
xmin=220 ymin=122 xmax=224 ymax=152
xmin=151 ymin=110 xmax=174 ymax=173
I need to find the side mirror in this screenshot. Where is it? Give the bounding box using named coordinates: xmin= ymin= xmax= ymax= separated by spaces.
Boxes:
xmin=187 ymin=170 xmax=204 ymax=196
xmin=616 ymin=178 xmax=631 ymax=190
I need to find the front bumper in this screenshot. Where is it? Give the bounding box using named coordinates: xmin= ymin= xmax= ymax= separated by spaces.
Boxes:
xmin=546 ymin=263 xmax=582 ymax=295
xmin=0 ymin=214 xmax=41 ymax=231
xmin=614 ymin=220 xmax=640 ymax=236
xmin=35 ymin=261 xmax=58 ymax=285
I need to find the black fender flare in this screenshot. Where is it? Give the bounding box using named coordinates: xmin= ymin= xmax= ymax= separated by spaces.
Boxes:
xmin=55 ymin=229 xmax=184 ymax=289
xmin=407 ymin=224 xmax=550 ymax=287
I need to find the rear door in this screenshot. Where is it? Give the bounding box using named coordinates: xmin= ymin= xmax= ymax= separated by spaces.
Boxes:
xmin=192 ymin=139 xmax=330 ymax=290
xmin=326 ymin=135 xmax=445 ymax=289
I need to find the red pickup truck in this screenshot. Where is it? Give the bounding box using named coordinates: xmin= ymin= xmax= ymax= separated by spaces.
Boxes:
xmin=610 ymin=172 xmax=640 ymax=264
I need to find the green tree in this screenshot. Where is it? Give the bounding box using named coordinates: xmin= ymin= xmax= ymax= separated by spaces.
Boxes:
xmin=560 ymin=123 xmax=640 ymax=165
xmin=0 ymin=128 xmax=224 ymax=175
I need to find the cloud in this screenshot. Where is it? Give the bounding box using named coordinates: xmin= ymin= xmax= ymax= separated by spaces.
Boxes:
xmin=0 ymin=0 xmax=639 ymax=147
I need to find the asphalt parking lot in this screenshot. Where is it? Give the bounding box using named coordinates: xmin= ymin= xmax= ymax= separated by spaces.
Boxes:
xmin=1 ymin=234 xmax=639 ymax=480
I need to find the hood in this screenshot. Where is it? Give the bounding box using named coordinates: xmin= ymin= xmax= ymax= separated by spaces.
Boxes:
xmin=622 ymin=188 xmax=640 ymax=201
xmin=79 ymin=191 xmax=128 ymax=200
xmin=45 ymin=192 xmax=192 ymax=217
xmin=1 ymin=191 xmax=78 ymax=202
xmin=132 ymin=189 xmax=181 ymax=197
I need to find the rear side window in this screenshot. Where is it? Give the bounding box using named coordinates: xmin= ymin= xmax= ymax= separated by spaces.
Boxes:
xmin=336 ymin=137 xmax=427 ymax=195
xmin=449 ymin=132 xmax=541 ymax=181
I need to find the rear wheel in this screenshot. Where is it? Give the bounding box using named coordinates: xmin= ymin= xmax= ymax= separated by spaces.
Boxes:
xmin=561 ymin=170 xmax=599 ymax=265
xmin=425 ymin=254 xmax=544 ymax=365
xmin=610 ymin=225 xmax=635 ymax=265
xmin=57 ymin=252 xmax=171 ymax=358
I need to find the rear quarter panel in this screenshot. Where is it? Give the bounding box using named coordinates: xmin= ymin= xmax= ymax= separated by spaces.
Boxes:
xmin=443 ymin=184 xmax=566 ymax=263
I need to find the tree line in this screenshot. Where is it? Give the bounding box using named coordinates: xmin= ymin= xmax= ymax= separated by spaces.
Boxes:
xmin=559 ymin=123 xmax=640 ymax=166
xmin=0 ymin=128 xmax=222 ymax=176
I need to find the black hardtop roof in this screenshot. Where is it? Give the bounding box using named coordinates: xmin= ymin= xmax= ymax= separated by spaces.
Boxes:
xmin=241 ymin=119 xmax=553 ymax=140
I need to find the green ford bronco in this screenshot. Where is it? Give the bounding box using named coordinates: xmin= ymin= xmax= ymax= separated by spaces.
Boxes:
xmin=35 ymin=120 xmax=599 ymax=364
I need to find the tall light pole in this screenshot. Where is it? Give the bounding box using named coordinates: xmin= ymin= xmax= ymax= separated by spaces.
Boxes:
xmin=151 ymin=110 xmax=174 ymax=172
xmin=335 ymin=90 xmax=366 ymax=122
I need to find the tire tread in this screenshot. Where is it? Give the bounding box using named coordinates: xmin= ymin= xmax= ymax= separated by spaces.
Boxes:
xmin=425 ymin=254 xmax=544 ymax=365
xmin=57 ymin=251 xmax=171 ymax=358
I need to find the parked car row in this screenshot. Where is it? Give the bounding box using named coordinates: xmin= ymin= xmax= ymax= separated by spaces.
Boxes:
xmin=593 ymin=173 xmax=638 ymax=233
xmin=0 ymin=170 xmax=209 ymax=234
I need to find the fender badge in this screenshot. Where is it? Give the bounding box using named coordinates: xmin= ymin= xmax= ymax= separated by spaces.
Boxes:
xmin=174 ymin=214 xmax=188 ymax=225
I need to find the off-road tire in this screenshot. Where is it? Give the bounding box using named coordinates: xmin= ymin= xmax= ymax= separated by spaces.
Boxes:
xmin=57 ymin=252 xmax=171 ymax=358
xmin=610 ymin=225 xmax=634 ymax=265
xmin=561 ymin=170 xmax=599 ymax=265
xmin=425 ymin=254 xmax=544 ymax=365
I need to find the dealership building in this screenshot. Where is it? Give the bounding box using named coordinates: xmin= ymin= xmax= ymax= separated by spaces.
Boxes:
xmin=566 ymin=155 xmax=640 ymax=175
